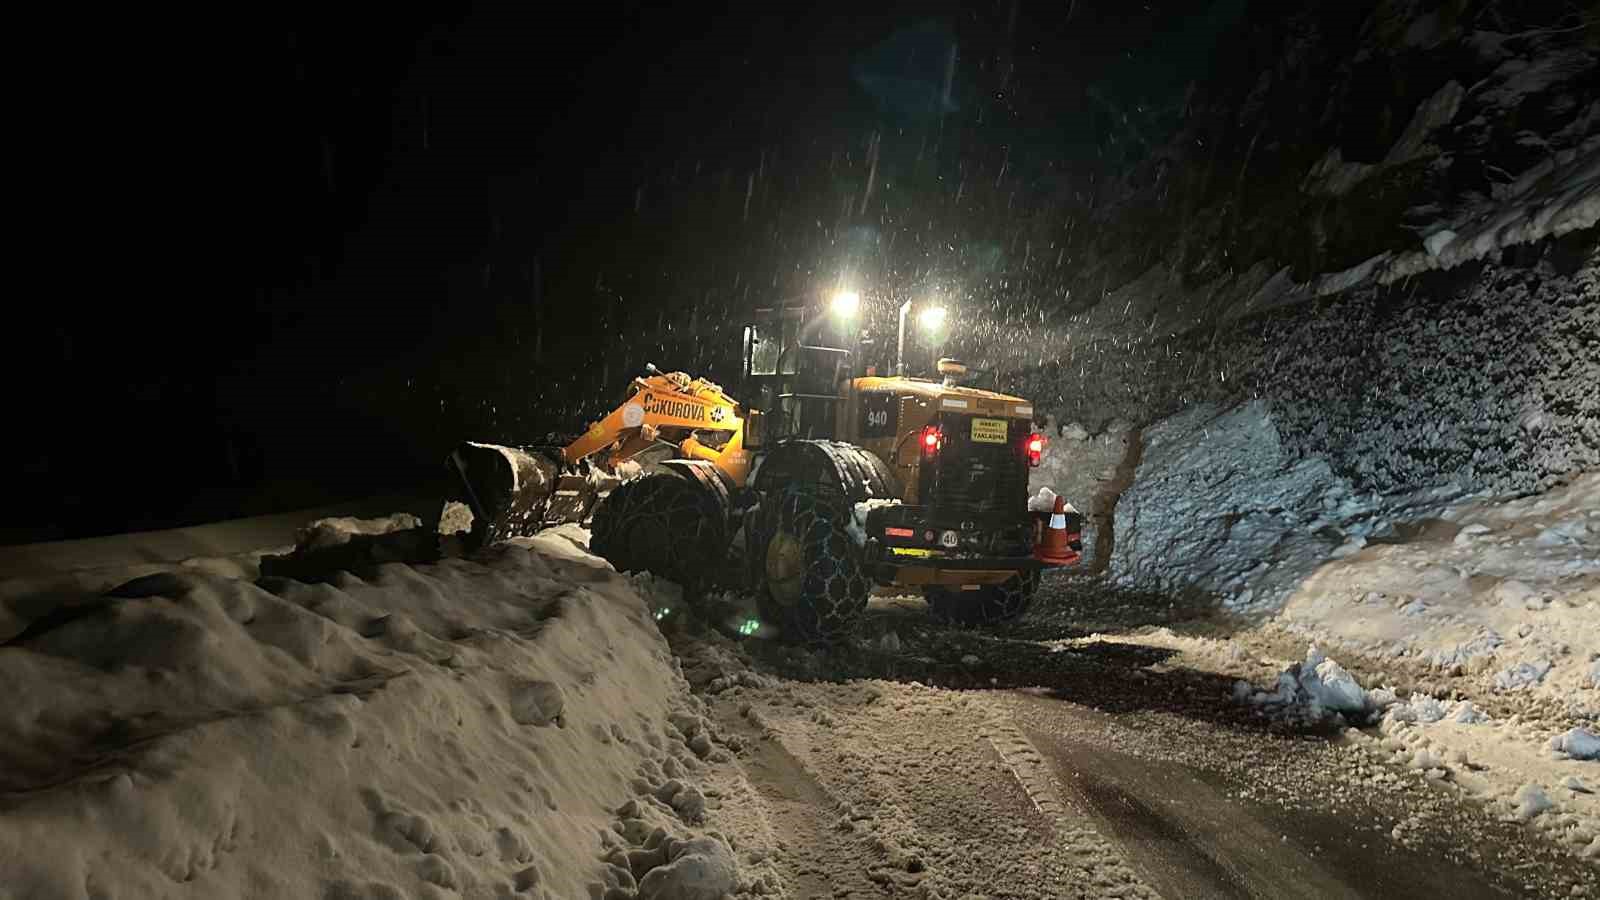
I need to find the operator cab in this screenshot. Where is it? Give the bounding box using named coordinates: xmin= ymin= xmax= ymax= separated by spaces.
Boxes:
xmin=740 ymin=303 xmax=855 ymax=443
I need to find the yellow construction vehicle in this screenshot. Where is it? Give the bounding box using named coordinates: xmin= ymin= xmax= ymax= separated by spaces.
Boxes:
xmin=444 ymin=296 xmax=1081 ymax=640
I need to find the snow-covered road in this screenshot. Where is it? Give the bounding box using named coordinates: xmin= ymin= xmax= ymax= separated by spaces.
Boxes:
xmin=3 ymin=509 xmax=1595 ymax=898
xmin=668 ymin=585 xmax=1595 ymax=899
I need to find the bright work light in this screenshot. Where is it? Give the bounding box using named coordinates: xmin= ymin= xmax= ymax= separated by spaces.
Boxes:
xmin=918 ymin=305 xmax=947 ymax=332
xmin=830 ymin=291 xmax=861 ymax=318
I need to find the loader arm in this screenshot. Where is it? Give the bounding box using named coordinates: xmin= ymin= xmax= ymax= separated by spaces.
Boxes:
xmin=443 ymin=370 xmax=752 ymax=547
xmin=559 ymin=374 xmax=749 ymax=484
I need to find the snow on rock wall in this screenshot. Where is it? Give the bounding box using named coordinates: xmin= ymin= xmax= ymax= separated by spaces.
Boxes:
xmin=0 ymin=529 xmax=733 ymax=900
xmin=1100 ymin=236 xmax=1597 ymax=610
xmin=1007 ymin=0 xmax=1600 ymax=614
xmin=1033 ymin=236 xmax=1596 ymax=604
xmin=1033 ymin=234 xmax=1593 ymax=530
xmin=1108 ymin=402 xmax=1379 ymax=609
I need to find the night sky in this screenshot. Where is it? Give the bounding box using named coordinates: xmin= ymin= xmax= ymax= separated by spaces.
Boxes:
xmin=12 ymin=0 xmax=1244 ymax=542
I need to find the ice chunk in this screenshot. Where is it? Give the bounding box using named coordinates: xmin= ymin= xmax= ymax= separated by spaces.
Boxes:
xmin=1422 ymin=229 xmax=1457 ymax=257
xmin=1367 ymin=686 xmax=1400 ymax=710
xmin=296 ymin=513 xmax=423 ymax=550
xmin=1513 ymin=784 xmax=1555 ymax=821
xmin=1494 ymin=659 xmax=1553 ymax=691
xmin=1306 ymin=657 xmax=1369 ymax=714
xmin=1491 ymin=580 xmax=1539 ymax=608
xmin=509 ymin=680 xmax=566 ymax=727
xmin=1450 ymin=701 xmax=1489 ymax=724
xmin=1549 ymin=727 xmax=1600 ymax=761
xmin=1246 ymin=646 xmax=1374 ymax=720
xmin=1387 ymin=694 xmax=1448 ymax=724
xmin=1409 ymin=748 xmax=1445 ymax=770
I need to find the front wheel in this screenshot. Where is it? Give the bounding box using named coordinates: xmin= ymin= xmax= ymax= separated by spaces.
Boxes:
xmin=589 ymin=470 xmax=726 ymax=587
xmin=750 ymin=490 xmax=869 ymax=642
xmin=924 ymin=570 xmax=1039 ymax=626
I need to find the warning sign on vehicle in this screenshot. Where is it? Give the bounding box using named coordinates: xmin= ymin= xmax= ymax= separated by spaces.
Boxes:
xmin=970 ymin=417 xmax=1008 ymax=444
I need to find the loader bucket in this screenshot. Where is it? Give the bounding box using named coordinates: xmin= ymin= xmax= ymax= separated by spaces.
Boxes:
xmin=544 ymin=465 xmax=626 ymax=525
xmin=446 ymin=442 xmax=559 ymax=547
xmin=544 ymin=472 xmax=598 ymax=525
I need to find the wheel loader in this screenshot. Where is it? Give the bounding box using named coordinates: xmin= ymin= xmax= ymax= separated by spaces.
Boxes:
xmin=442 ymin=298 xmax=1082 ymax=640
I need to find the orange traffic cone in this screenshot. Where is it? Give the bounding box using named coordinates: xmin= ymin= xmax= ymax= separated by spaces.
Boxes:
xmin=1034 ymin=496 xmax=1079 ymax=565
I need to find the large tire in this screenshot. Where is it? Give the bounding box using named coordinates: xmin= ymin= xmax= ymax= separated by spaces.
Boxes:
xmin=924 ymin=570 xmax=1039 ymax=626
xmin=589 ymin=470 xmax=727 ymax=587
xmin=750 ymin=490 xmax=869 ymax=642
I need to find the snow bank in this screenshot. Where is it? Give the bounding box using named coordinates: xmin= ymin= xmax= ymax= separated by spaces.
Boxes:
xmin=0 ymin=529 xmax=714 ymax=899
xmin=1278 ymin=472 xmax=1600 ymax=708
xmin=293 ymin=513 xmax=423 ymax=551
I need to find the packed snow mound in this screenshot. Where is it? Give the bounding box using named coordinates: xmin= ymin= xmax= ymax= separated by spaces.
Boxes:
xmin=0 ymin=531 xmax=704 ymax=899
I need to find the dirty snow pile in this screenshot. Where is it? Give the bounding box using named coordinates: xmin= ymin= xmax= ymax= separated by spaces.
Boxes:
xmin=0 ymin=523 xmax=754 ymax=899
xmin=1234 ymin=642 xmax=1600 ymax=859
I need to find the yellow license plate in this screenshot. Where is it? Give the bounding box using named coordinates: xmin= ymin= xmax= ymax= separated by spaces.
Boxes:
xmin=890 ymin=547 xmax=936 ymax=557
xmin=970 ymin=417 xmax=1008 ymax=444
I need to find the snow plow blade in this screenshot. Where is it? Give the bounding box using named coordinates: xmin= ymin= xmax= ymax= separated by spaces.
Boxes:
xmin=446 ymin=442 xmax=559 ymax=547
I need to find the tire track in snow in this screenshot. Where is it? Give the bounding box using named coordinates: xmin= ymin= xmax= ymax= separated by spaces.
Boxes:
xmin=1012 ymin=693 xmax=1544 ymax=899
xmin=717 ymin=707 xmax=886 ymax=899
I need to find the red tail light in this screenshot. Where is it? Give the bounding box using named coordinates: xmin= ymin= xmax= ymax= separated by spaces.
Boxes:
xmin=920 ymin=425 xmax=942 ymax=459
xmin=1026 ymin=432 xmax=1044 ymax=467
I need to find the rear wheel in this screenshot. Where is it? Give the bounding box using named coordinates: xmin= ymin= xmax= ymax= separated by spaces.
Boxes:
xmin=589 ymin=470 xmax=727 ymax=587
xmin=751 ymin=490 xmax=869 ymax=642
xmin=924 ymin=570 xmax=1039 ymax=626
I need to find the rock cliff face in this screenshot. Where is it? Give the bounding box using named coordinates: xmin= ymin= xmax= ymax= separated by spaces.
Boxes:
xmin=1014 ymin=0 xmax=1597 ymax=499
xmin=1010 ymin=1 xmax=1597 ymax=601
xmin=1028 ymin=0 xmax=1597 ymax=330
